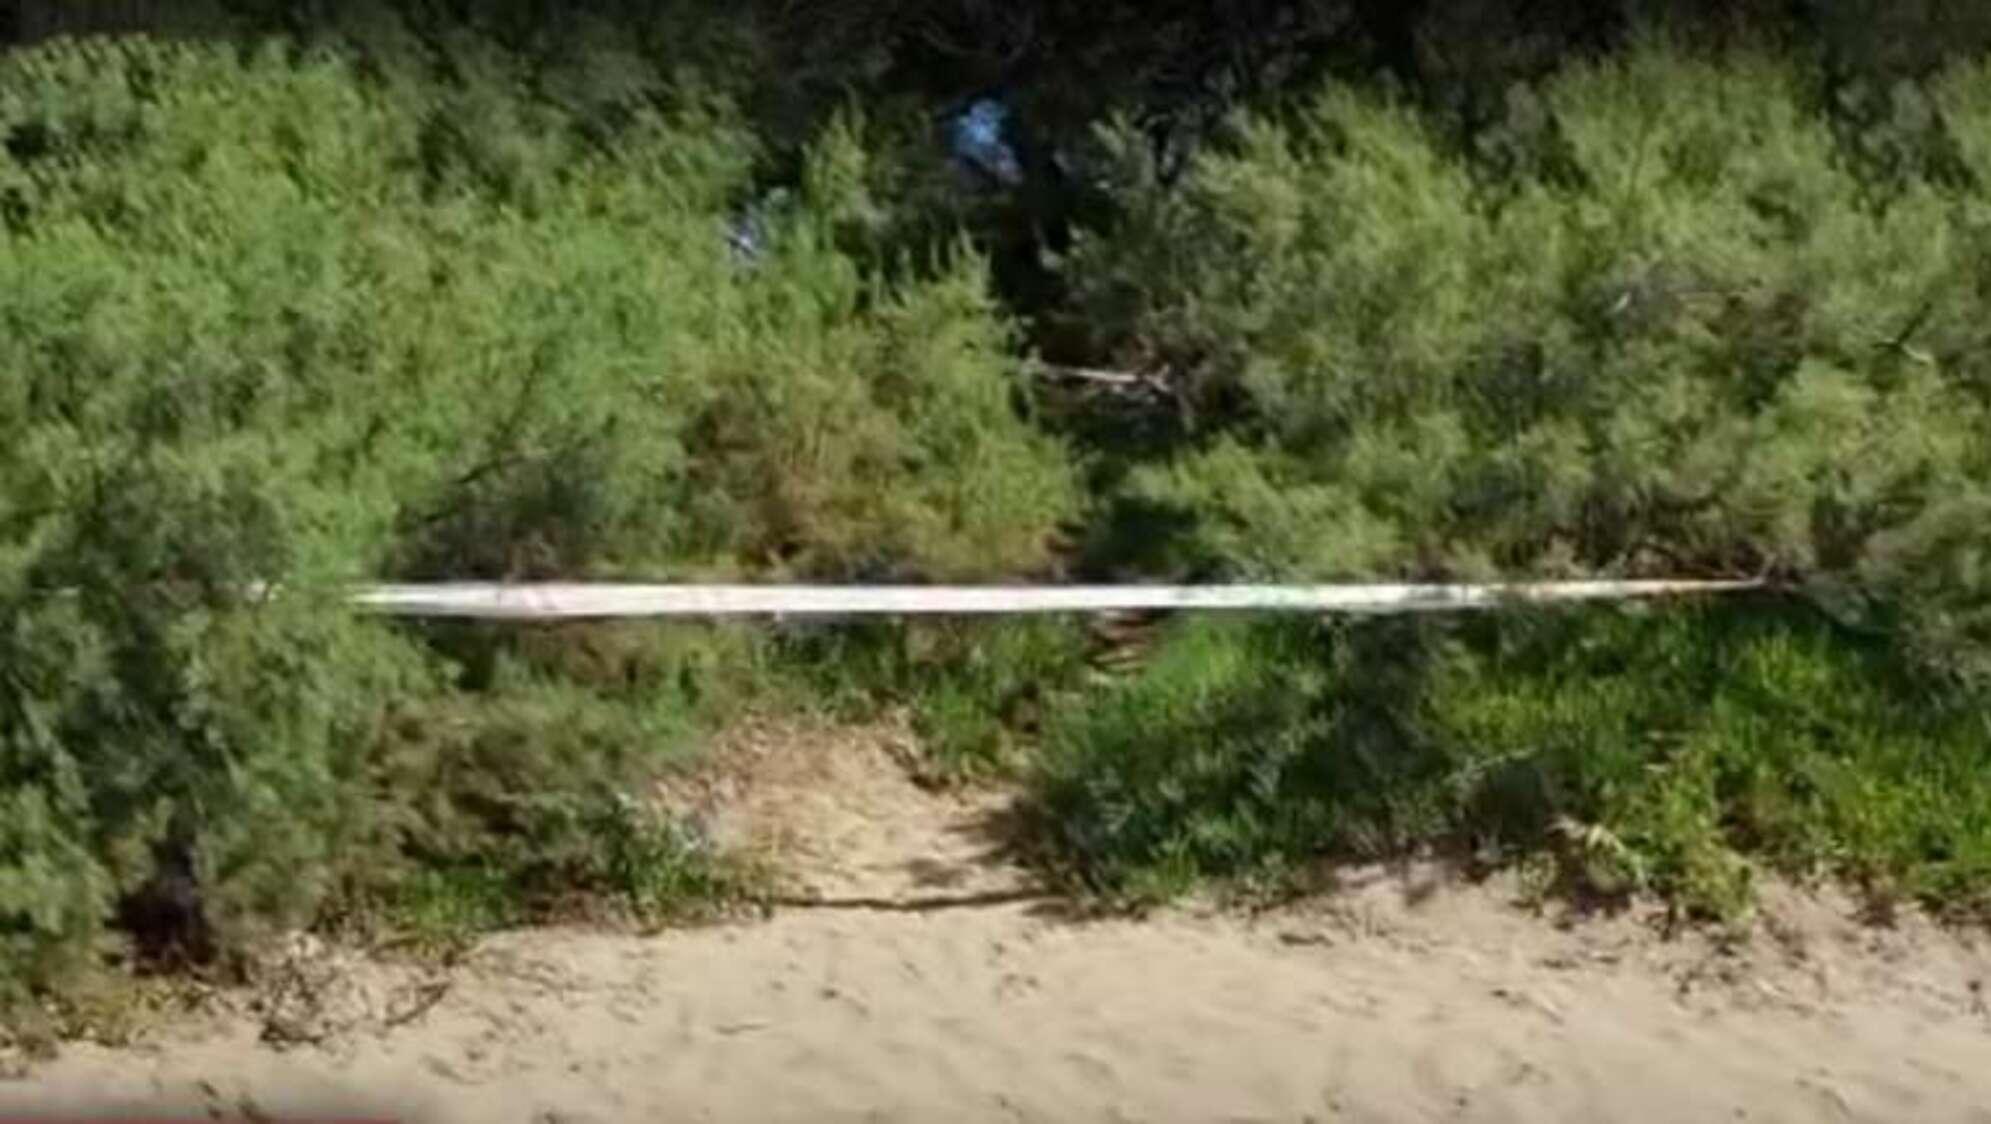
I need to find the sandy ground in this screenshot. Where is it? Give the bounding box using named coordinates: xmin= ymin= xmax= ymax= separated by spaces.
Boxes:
xmin=5 ymin=716 xmax=1989 ymax=1124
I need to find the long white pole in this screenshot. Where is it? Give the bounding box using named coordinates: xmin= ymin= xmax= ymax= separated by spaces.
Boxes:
xmin=344 ymin=580 xmax=1762 ymax=621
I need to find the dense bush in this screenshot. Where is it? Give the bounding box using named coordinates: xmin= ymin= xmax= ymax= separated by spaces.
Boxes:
xmin=0 ymin=36 xmax=1075 ymax=993
xmin=1030 ymin=45 xmax=1991 ymax=917
xmin=1032 ymin=604 xmax=1991 ymax=921
xmin=356 ymin=632 xmax=776 ymax=949
xmin=6 ymin=17 xmax=1991 ymax=1014
xmin=1060 ymin=48 xmax=1991 ymax=677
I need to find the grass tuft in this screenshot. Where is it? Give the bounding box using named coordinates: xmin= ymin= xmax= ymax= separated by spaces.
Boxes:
xmin=1027 ymin=601 xmax=1991 ymax=923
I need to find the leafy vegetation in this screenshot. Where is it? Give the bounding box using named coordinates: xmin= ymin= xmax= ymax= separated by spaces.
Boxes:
xmin=3 ymin=8 xmax=1991 ymax=1017
xmin=780 ymin=616 xmax=1093 ymax=784
xmin=1028 ymin=47 xmax=1991 ymax=917
xmin=1032 ymin=604 xmax=1991 ymax=923
xmin=0 ymin=37 xmax=1072 ymax=998
xmin=1060 ymin=48 xmax=1991 ymax=675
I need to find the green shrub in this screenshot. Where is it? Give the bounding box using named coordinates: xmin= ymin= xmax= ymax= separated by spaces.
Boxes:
xmin=1030 ymin=602 xmax=1991 ymax=920
xmin=0 ymin=35 xmax=1074 ymax=992
xmin=1426 ymin=603 xmax=1991 ymax=918
xmin=0 ymin=37 xmax=1075 ymax=584
xmin=7 ymin=18 xmax=1991 ymax=1007
xmin=1059 ymin=46 xmax=1991 ymax=678
xmin=1029 ymin=616 xmax=1340 ymax=901
xmin=357 ymin=669 xmax=768 ymax=948
xmin=779 ymin=615 xmax=1092 ymax=783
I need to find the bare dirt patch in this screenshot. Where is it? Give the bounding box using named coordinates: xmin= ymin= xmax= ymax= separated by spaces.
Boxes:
xmin=654 ymin=711 xmax=1040 ymax=903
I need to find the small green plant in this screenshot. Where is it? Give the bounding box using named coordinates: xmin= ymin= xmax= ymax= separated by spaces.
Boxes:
xmin=1030 ymin=616 xmax=1341 ymax=902
xmin=779 ymin=615 xmax=1092 ymax=783
xmin=346 ymin=657 xmax=772 ymax=941
xmin=1029 ymin=603 xmax=1991 ymax=923
xmin=363 ymin=797 xmax=771 ymax=959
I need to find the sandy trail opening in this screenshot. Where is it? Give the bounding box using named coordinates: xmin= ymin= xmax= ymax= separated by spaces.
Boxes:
xmin=5 ymin=716 xmax=1989 ymax=1124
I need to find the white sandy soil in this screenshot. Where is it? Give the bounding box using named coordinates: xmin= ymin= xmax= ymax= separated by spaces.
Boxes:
xmin=5 ymin=717 xmax=1988 ymax=1124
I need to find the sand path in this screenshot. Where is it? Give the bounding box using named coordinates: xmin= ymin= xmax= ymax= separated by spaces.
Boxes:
xmin=6 ymin=717 xmax=1989 ymax=1123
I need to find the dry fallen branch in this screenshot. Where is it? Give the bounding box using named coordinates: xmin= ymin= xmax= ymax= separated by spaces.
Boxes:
xmin=1030 ymin=361 xmax=1175 ymax=397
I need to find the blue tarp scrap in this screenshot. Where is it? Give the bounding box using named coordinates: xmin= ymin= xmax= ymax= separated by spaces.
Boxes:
xmin=722 ymin=96 xmax=1044 ymax=263
xmin=947 ymin=97 xmax=1025 ymax=188
xmin=721 ymin=187 xmax=792 ymax=267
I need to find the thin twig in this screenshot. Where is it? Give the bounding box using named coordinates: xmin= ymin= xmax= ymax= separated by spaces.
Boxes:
xmin=384 ymin=979 xmax=453 ymax=1029
xmin=1033 ymin=362 xmax=1147 ymax=386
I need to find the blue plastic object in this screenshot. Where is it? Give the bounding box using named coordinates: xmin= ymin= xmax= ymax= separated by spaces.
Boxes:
xmin=947 ymin=97 xmax=1024 ymax=188
xmin=721 ymin=188 xmax=790 ymax=268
